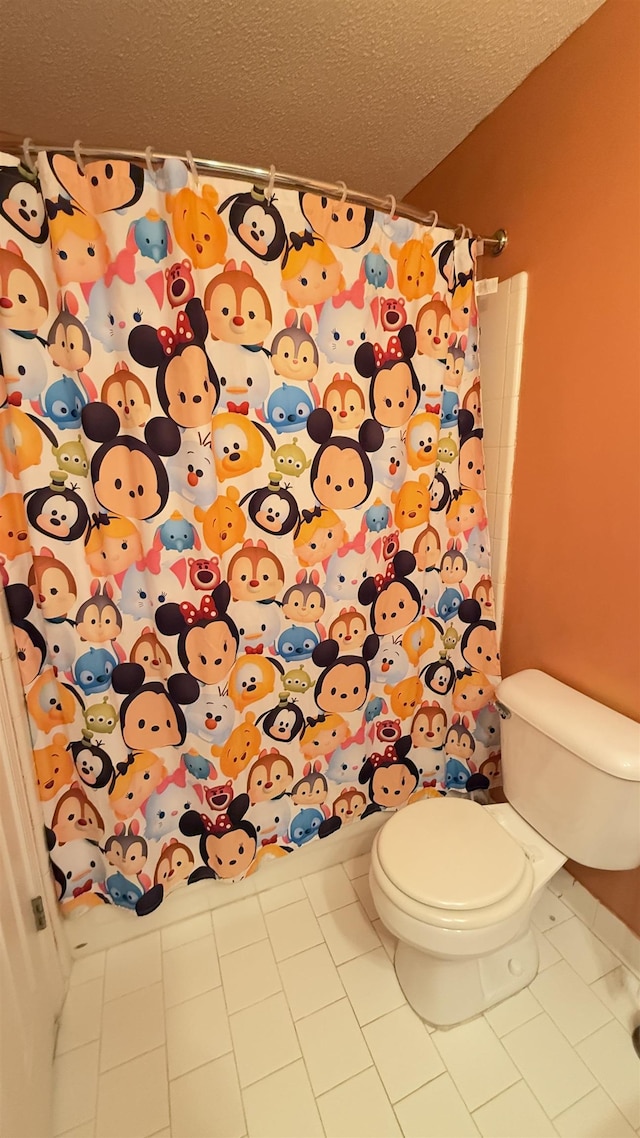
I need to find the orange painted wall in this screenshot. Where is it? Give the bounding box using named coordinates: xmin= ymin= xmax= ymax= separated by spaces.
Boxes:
xmin=407 ymin=0 xmax=640 ymax=933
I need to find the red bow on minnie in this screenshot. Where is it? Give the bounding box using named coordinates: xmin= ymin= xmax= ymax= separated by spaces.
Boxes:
xmin=200 ymin=811 xmax=233 ymax=834
xmin=373 ymin=336 xmax=403 ymax=367
xmin=157 ymin=311 xmax=195 ymax=357
xmin=226 ymin=400 xmax=249 ymax=415
xmin=180 ymin=595 xmax=217 ymax=625
xmin=369 ymin=745 xmax=398 ymax=769
xmin=373 ymin=561 xmax=395 ymax=594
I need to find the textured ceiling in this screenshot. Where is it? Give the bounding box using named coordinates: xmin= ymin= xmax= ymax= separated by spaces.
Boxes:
xmin=1 ymin=0 xmax=604 ymax=200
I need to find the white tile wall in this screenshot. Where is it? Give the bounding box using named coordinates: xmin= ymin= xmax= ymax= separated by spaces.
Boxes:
xmin=477 ymin=272 xmax=528 ymax=631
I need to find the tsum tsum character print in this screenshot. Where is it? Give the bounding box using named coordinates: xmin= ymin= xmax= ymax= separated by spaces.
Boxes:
xmin=105 ymin=873 xmax=144 ymax=911
xmin=166 ymin=184 xmax=227 ymax=268
xmin=72 ymin=645 xmax=118 ymax=695
xmin=228 ymin=653 xmax=283 ymax=712
xmin=281 ymin=664 xmax=313 ymax=696
xmin=390 ymin=232 xmax=436 ymax=301
xmin=230 ymin=598 xmax=280 ymax=654
xmin=134 ymin=836 xmax=195 ymax=916
xmin=281 ymin=570 xmax=325 ymax=625
xmin=241 ymin=472 xmax=299 ymax=537
xmin=479 ymin=752 xmax=502 ymax=789
xmin=103 ymin=821 xmax=148 ymax=879
xmin=41 ymin=374 xmax=88 ymax=431
xmin=194 ymin=486 xmax=246 ymax=556
xmin=85 ymin=271 xmax=164 ymax=355
xmin=204 ymin=259 xmax=272 ymax=347
xmin=466 ymin=525 xmax=491 ymax=570
xmin=209 ymin=339 xmax=271 ymax=413
xmin=52 ymin=782 xmax=105 ymax=845
xmin=358 ymin=550 xmax=420 ymax=636
xmin=68 ymin=735 xmax=116 ymax=793
xmin=438 ymin=623 xmax=461 ymax=657
xmin=458 ymin=409 xmax=485 ymax=490
xmin=462 ymin=379 xmax=482 ymax=423
xmin=325 ymin=727 xmax=369 ymax=784
xmin=46 ymin=291 xmax=92 ymax=376
xmin=165 ymin=259 xmax=196 ymax=307
xmin=0 ymin=241 xmax=49 ymax=331
xmin=458 ymin=598 xmax=501 ymax=677
xmin=472 ymin=575 xmax=495 ymax=620
xmin=440 ymin=389 xmax=459 ymax=430
xmin=452 ymin=668 xmax=495 ymax=716
xmin=328 ymin=607 xmax=368 ymax=652
xmin=187 ymin=556 xmax=221 ymax=592
xmin=406 ymin=406 xmax=441 ymax=470
xmin=256 ymin=694 xmax=306 ymax=744
xmin=276 ymin=626 xmax=320 ymax=663
xmin=179 ymin=794 xmax=257 ymax=881
xmin=128 ymin=210 xmax=171 ymax=263
xmin=300 ymin=712 xmax=350 ymax=763
xmin=249 ymin=795 xmax=291 ymax=847
xmin=227 ymin=540 xmax=285 ymax=603
xmin=373 ymin=718 xmax=402 ymax=745
xmin=311 ymin=634 xmax=379 ymax=714
xmin=416 ymin=293 xmax=451 ymax=359
xmin=100 ymin=363 xmax=152 ymax=430
xmin=108 ymin=749 xmax=168 ymax=822
xmin=392 ymin=473 xmax=431 ymax=532
xmin=82 ymin=402 xmax=180 ymax=521
xmin=318 ymin=785 xmax=367 ymax=838
xmin=299 ymin=192 xmax=374 ymax=249
xmin=26 ymin=667 xmax=78 ymax=734
xmin=117 ymin=565 xmax=182 ymax=623
xmin=24 ymin=471 xmax=90 ymax=544
xmin=156 ymin=512 xmax=199 ymax=554
xmin=83 ymin=515 xmax=144 ymax=581
xmin=281 ymin=232 xmax=345 ymax=308
xmin=264 ymin=382 xmax=315 ymax=435
xmin=364 ymin=695 xmax=387 ymax=723
xmin=270 ymin=310 xmax=319 ymax=383
xmin=246 ymin=749 xmax=294 ymax=805
xmin=181 ymin=749 xmax=216 ymax=781
xmin=46 ymin=153 xmax=144 ymax=215
xmin=155 ymin=585 xmax=239 ymax=687
xmin=4 ymin=582 xmax=47 ymax=685
xmin=440 ymin=539 xmax=468 ymax=588
xmin=444 ymin=335 xmax=465 ymax=388
xmin=49 ymin=836 xmax=106 ymax=909
xmin=184 ymin=687 xmax=235 ymax=747
xmin=444 ymin=757 xmax=472 ymax=793
xmin=410 ymin=700 xmax=447 ymax=753
xmin=355 ymin=324 xmax=420 ymax=429
xmin=293 ymin=506 xmax=348 ymax=568
xmin=402 ymin=615 xmax=437 ymax=668
xmin=141 ymin=765 xmax=205 ymax=842
xmin=288 ymin=807 xmax=323 ymax=847
xmin=412 ymin=525 xmax=441 ymax=572
xmin=0 ymin=161 xmax=48 ymax=244
xmin=290 ymin=761 xmax=329 ymax=810
xmin=205 ymin=780 xmax=234 ymax=813
xmin=211 ymin=411 xmax=272 ymax=479
xmin=306 ymin=408 xmax=383 ymax=511
xmin=75 ymin=580 xmax=123 ymax=644
xmin=358 ymin=738 xmax=419 ymax=816
xmin=371 ymin=437 xmax=406 ymax=494
xmin=369 ymin=640 xmax=410 ymax=685
xmin=474 ymin=704 xmax=500 ymax=749
xmin=51 ymin=436 xmax=89 ymax=481
xmin=217 ymin=712 xmax=261 ymax=780
xmin=46 ymin=198 xmax=111 ymax=286
xmin=32 ymin=732 xmax=74 ymax=801
xmin=435 ymin=586 xmax=465 ymax=623
xmin=430 ymin=470 xmax=452 ymax=515
xmin=362 ymin=245 xmax=393 ymax=288
xmin=271 ymin=438 xmax=312 ymax=480
xmin=323 ymin=532 xmax=370 ymax=602
xmin=316 ymin=279 xmax=371 ymax=366
xmin=437 ymin=434 xmax=459 ymax=465
xmin=364 ymin=500 xmax=391 ymax=533
xmin=444 ymin=714 xmax=476 ymax=763
xmin=128 ymin=299 xmax=220 ymax=430
xmin=451 ymin=268 xmax=477 ymax=333
xmin=446 ymin=488 xmax=486 ymax=539
xmin=111 ymin=661 xmax=199 ymax=751
xmin=421 ymin=657 xmax=456 ymax=698
xmin=83 ymin=695 xmax=118 ymax=735
xmin=218 ymin=185 xmax=287 ymax=261
xmin=322 ymin=373 xmax=366 ymax=433
xmin=384 ymin=674 xmax=424 ymax=721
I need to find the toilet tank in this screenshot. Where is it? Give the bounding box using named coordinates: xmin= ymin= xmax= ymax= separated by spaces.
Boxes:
xmin=497 ymin=670 xmax=640 ymax=871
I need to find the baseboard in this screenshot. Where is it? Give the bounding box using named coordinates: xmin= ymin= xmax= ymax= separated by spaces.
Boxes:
xmin=65 ymin=812 xmax=387 ymax=957
xmin=549 ymin=868 xmax=640 ymax=979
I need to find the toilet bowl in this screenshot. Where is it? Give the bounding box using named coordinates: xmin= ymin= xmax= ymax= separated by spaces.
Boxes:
xmin=369 ymin=669 xmax=640 ymax=1027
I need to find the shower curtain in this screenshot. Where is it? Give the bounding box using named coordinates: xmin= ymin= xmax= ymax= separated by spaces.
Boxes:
xmin=0 ymin=150 xmax=501 ymax=917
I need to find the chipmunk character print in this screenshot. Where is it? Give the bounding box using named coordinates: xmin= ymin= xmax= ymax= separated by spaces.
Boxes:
xmin=2 ymin=160 xmax=492 ymax=915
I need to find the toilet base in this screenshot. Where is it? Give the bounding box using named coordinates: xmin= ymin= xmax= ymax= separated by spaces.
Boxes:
xmin=394 ymin=927 xmax=539 ymax=1028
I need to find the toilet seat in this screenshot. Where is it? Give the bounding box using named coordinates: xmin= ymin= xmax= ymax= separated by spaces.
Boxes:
xmin=372 ymin=798 xmax=534 ymax=933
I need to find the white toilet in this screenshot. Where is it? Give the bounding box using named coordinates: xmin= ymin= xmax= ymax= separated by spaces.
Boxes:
xmin=369 ymin=669 xmax=640 ymax=1027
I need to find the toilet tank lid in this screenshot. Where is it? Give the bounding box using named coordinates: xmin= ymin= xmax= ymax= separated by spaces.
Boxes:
xmin=497 ymin=670 xmax=640 ymax=782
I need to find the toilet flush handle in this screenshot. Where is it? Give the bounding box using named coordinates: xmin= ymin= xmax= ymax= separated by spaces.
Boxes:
xmin=496 ymin=701 xmax=511 ymax=720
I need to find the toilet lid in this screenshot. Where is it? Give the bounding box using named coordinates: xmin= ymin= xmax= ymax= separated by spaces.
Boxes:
xmin=376 ymin=798 xmax=529 ymax=910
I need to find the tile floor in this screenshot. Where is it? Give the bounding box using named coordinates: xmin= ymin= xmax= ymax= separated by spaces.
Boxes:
xmin=53 ymin=862 xmax=640 ymax=1138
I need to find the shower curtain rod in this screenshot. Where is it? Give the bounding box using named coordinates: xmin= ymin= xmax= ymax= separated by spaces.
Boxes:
xmin=10 ymin=140 xmax=508 ymax=256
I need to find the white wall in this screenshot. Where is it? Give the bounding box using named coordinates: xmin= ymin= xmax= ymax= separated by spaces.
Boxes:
xmin=477 ymin=272 xmax=528 ymax=629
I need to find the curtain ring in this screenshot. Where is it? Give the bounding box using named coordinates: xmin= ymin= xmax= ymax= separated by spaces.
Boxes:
xmin=454 ymin=222 xmax=466 ymax=240
xmin=385 ymin=194 xmax=397 ymax=219
xmin=21 ymin=138 xmax=37 ymax=174
xmin=144 ymin=146 xmax=156 ymax=177
xmin=427 ymin=210 xmax=439 ymax=231
xmin=335 ymin=180 xmax=348 ymax=204
xmin=266 ymin=164 xmax=276 ymax=201
xmin=73 ymin=139 xmax=85 ymax=174
xmin=185 ymin=149 xmax=199 ymax=187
